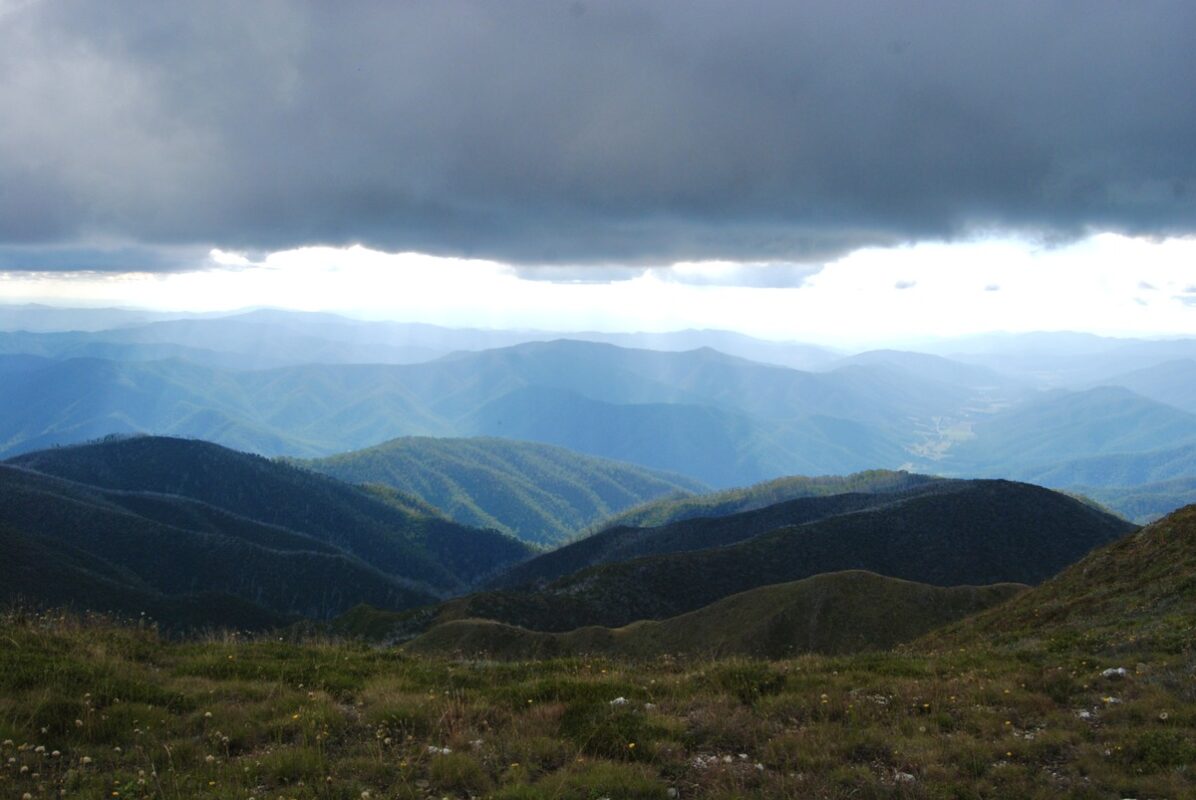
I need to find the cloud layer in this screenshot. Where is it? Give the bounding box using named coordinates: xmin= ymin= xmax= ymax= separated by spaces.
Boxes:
xmin=1 ymin=1 xmax=1194 ymax=268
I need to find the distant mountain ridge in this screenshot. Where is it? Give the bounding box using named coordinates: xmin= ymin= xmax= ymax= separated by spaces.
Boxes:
xmin=303 ymin=436 xmax=706 ymax=545
xmin=0 ymin=315 xmax=1193 ymax=500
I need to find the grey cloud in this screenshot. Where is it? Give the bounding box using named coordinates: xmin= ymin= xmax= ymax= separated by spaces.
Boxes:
xmin=0 ymin=244 xmax=214 ymax=272
xmin=894 ymin=280 xmax=917 ymax=290
xmin=1138 ymin=281 xmax=1158 ymax=290
xmin=984 ymin=284 xmax=1001 ymax=292
xmin=1 ymin=1 xmax=1194 ymax=268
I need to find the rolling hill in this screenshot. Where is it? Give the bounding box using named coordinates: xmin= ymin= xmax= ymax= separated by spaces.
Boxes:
xmin=491 ymin=477 xmax=953 ymax=589
xmin=0 ymin=465 xmax=436 ymax=624
xmin=593 ymin=469 xmax=940 ymax=530
xmin=303 ymin=436 xmax=705 ymax=545
xmin=403 ymin=571 xmax=1026 ymax=659
xmin=4 ymin=436 xmax=534 ymax=623
xmin=433 ymin=479 xmax=1135 ymax=632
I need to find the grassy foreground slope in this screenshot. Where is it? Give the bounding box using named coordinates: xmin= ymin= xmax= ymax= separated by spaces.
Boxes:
xmin=304 ymin=436 xmax=706 ymax=546
xmin=937 ymin=502 xmax=1196 ymax=653
xmin=1 ymin=505 xmax=1193 ymax=798
xmin=404 ymin=571 xmax=1026 ymax=660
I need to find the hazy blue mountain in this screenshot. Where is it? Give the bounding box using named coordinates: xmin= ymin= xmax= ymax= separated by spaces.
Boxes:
xmin=829 ymin=349 xmax=1029 ymax=394
xmin=948 ymin=386 xmax=1196 ymax=474
xmin=0 ymin=330 xmax=276 ymax=370
xmin=1018 ymin=441 xmax=1196 ymax=487
xmin=0 ymin=340 xmax=952 ymax=483
xmin=303 ymin=436 xmax=706 ymax=545
xmin=5 ymin=334 xmax=1189 ymax=491
xmin=1071 ymin=478 xmax=1196 ymax=524
xmin=1094 ymin=359 xmax=1196 ymax=414
xmin=0 ymin=303 xmax=194 ymax=332
xmin=925 ymin=331 xmax=1196 ymax=388
xmin=0 ymin=306 xmax=842 ymax=371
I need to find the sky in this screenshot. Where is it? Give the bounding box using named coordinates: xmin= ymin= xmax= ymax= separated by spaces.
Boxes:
xmin=1 ymin=1 xmax=1194 ymax=345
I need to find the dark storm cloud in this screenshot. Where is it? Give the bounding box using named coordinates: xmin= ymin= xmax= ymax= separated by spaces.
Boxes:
xmin=1 ymin=0 xmax=1194 ymax=269
xmin=0 ymin=244 xmax=211 ymax=272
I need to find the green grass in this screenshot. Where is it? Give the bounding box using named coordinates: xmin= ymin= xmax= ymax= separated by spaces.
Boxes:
xmin=1 ymin=608 xmax=1193 ymax=799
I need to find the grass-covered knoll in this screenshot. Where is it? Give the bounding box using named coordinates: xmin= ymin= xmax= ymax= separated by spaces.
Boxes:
xmin=3 ymin=587 xmax=1194 ymax=799
xmin=938 ymin=503 xmax=1196 ymax=655
xmin=304 ymin=436 xmax=706 ymax=546
xmin=449 ymin=480 xmax=1134 ymax=632
xmin=493 ymin=478 xmax=952 ymax=589
xmin=405 ymin=571 xmax=1026 ymax=660
xmin=595 ymin=469 xmax=940 ymax=531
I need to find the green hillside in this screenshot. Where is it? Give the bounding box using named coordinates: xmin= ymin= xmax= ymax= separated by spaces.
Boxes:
xmin=304 ymin=436 xmax=706 ymax=545
xmin=0 ymin=523 xmax=290 ymax=630
xmin=595 ymin=469 xmax=939 ymax=530
xmin=438 ymin=480 xmax=1134 ymax=632
xmin=2 ymin=437 xmax=535 ymax=625
xmin=0 ymin=465 xmax=436 ymax=623
xmin=8 ymin=436 xmax=532 ymax=592
xmin=492 ymin=478 xmax=951 ymax=589
xmin=937 ymin=502 xmax=1196 ymax=653
xmin=2 ymin=505 xmax=1192 ymax=799
xmin=405 ymin=571 xmax=1026 ymax=660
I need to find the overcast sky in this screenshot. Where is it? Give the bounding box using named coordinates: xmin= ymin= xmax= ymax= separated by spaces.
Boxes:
xmin=1 ymin=1 xmax=1194 ymax=342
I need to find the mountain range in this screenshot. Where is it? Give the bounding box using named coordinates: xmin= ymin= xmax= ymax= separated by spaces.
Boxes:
xmin=4 ymin=328 xmax=1194 ymax=506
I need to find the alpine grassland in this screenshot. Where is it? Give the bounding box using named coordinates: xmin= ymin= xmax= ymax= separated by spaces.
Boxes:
xmin=1 ymin=601 xmax=1192 ymax=799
